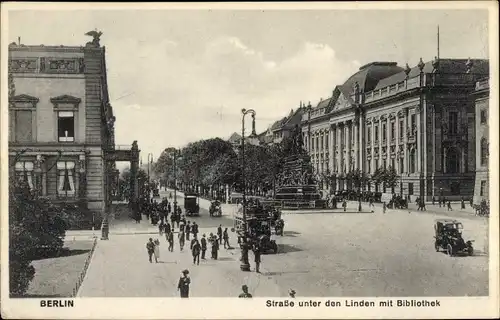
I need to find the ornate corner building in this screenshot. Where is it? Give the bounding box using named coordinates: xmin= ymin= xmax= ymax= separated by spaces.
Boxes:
xmin=472 ymin=78 xmax=489 ymax=204
xmin=8 ymin=36 xmax=140 ymax=229
xmin=302 ymin=58 xmax=489 ymax=201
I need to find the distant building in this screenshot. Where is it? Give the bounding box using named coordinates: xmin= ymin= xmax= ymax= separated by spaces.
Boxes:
xmin=271 ymin=105 xmax=306 ymax=144
xmin=8 ymin=36 xmax=140 ymax=229
xmin=302 ymin=58 xmax=489 ymax=200
xmin=473 ymin=78 xmax=489 ymax=204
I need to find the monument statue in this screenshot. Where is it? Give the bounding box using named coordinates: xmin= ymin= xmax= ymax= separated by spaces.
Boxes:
xmin=85 ymin=30 xmax=103 ymax=47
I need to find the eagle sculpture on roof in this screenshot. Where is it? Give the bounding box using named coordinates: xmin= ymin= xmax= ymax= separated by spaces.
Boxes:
xmin=85 ymin=29 xmax=103 ymax=47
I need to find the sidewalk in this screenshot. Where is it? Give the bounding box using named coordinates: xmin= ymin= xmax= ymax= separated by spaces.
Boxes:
xmin=77 ymin=230 xmax=280 ymax=297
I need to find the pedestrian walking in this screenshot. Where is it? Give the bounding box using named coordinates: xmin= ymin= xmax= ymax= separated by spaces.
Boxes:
xmin=168 ymin=231 xmax=174 ymax=252
xmin=461 ymin=197 xmax=466 ymax=209
xmin=238 ymin=285 xmax=253 ymax=298
xmin=192 ymin=222 xmax=199 ymax=239
xmin=177 ymin=270 xmax=191 ymax=298
xmin=253 ymin=246 xmax=261 ymax=273
xmin=158 ymin=222 xmax=164 ymax=236
xmin=146 ymin=238 xmax=156 ymax=263
xmin=165 ymin=222 xmax=171 ymax=236
xmin=421 ymin=200 xmax=426 ymax=211
xmin=201 ymin=234 xmax=207 ymax=259
xmin=223 ymin=228 xmax=230 ymax=249
xmin=342 ymin=199 xmax=347 ymax=212
xmin=447 ymin=201 xmax=452 ymax=211
xmin=217 ymin=225 xmax=223 ymax=244
xmin=154 ymin=239 xmax=161 ymax=262
xmin=190 ymin=235 xmax=197 ymax=250
xmin=179 ymin=231 xmax=185 ymax=251
xmin=382 ymin=202 xmax=387 ymax=214
xmin=211 ymin=236 xmax=219 ymax=260
xmin=192 ymin=240 xmax=201 ymax=265
xmin=186 ymin=221 xmax=191 ymax=241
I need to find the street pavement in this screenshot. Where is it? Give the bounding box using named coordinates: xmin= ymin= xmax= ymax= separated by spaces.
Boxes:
xmin=78 ymin=189 xmax=489 ymax=297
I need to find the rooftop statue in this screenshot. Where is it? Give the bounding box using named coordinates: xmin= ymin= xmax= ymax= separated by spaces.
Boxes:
xmin=85 ymin=30 xmax=103 ymax=47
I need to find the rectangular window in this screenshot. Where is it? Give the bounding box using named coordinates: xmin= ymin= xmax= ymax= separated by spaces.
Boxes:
xmin=382 ymin=123 xmax=387 ymax=142
xmin=399 ymin=120 xmax=404 ymax=140
xmin=391 ymin=122 xmax=395 ymax=140
xmin=375 ymin=126 xmax=379 ymax=142
xmin=449 ymin=111 xmax=458 ymax=135
xmin=480 ymin=110 xmax=487 ymax=124
xmin=14 ymin=161 xmax=34 ymax=189
xmin=391 ymin=158 xmax=395 ymax=170
xmin=375 ymin=159 xmax=379 ymax=169
xmin=399 ymin=158 xmax=404 ymax=173
xmin=57 ymin=161 xmax=76 ymax=197
xmin=58 ymin=111 xmax=75 ymax=142
xmin=480 ymin=181 xmax=487 ymax=196
xmin=367 ymin=127 xmax=372 ymax=142
xmin=14 ymin=110 xmax=33 ymax=142
xmin=321 ymin=136 xmax=324 ymax=150
xmin=410 ymin=114 xmax=416 ymax=133
xmin=383 ymin=160 xmax=387 ymax=169
xmin=325 ymin=134 xmax=329 ymax=149
xmin=408 ymin=183 xmax=414 ymax=195
xmin=367 ymin=161 xmax=371 ymax=174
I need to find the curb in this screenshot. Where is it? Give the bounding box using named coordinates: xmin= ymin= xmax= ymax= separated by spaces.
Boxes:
xmin=74 ymin=237 xmax=98 ymax=297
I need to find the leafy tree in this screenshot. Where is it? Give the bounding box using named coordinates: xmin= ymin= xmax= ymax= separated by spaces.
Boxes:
xmin=384 ymin=166 xmax=399 ymax=190
xmin=9 ymin=179 xmax=76 ymax=296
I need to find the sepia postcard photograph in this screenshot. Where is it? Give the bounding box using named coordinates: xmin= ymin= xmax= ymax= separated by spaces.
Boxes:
xmin=1 ymin=1 xmax=499 ymax=319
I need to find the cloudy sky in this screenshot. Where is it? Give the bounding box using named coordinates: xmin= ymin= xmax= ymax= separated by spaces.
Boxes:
xmin=7 ymin=6 xmax=489 ymax=167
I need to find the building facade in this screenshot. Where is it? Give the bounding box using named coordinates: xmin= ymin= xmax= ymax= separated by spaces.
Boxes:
xmin=8 ymin=35 xmax=140 ymax=229
xmin=472 ymin=78 xmax=489 ymax=204
xmin=302 ymin=58 xmax=489 ymax=200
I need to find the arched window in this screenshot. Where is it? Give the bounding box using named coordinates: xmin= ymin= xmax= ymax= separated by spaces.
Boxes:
xmin=481 ymin=138 xmax=489 ymax=166
xmin=446 ymin=148 xmax=460 ymax=174
xmin=409 ymin=149 xmax=416 ymax=173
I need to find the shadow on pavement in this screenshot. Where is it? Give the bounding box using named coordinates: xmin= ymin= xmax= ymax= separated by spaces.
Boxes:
xmin=283 ymin=231 xmax=301 ymax=236
xmin=265 ymin=270 xmax=310 ymax=276
xmin=32 ymin=248 xmax=91 ymax=261
xmin=277 ymin=244 xmax=303 ymax=254
xmin=14 ymin=294 xmax=67 ymax=298
xmin=217 ymin=257 xmax=236 ymax=262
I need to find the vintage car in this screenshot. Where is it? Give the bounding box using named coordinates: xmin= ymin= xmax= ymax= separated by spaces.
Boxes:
xmin=209 ymin=200 xmax=222 ymax=217
xmin=434 ymin=219 xmax=474 ymax=256
xmin=184 ymin=193 xmax=200 ymax=217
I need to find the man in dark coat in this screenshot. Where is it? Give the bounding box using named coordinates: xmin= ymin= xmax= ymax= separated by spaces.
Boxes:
xmin=201 ymin=234 xmax=207 ymax=260
xmin=168 ymin=231 xmax=174 ymax=252
xmin=164 ymin=221 xmax=171 ymax=236
xmin=211 ymin=236 xmax=219 ymax=260
xmin=217 ymin=225 xmax=223 ymax=244
xmin=146 ymin=238 xmax=156 ymax=263
xmin=253 ymin=246 xmax=261 ymax=273
xmin=192 ymin=222 xmax=199 ymax=239
xmin=192 ymin=240 xmax=201 ymax=265
xmin=238 ymin=285 xmax=252 ymax=298
xmin=223 ymin=228 xmax=230 ymax=249
xmin=185 ymin=221 xmax=191 ymax=241
xmin=177 ymin=270 xmax=191 ymax=298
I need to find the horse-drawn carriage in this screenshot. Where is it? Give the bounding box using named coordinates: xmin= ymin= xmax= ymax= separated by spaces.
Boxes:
xmin=209 ymin=200 xmax=222 ymax=217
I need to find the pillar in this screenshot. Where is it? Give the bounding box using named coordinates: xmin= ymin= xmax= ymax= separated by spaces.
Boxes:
xmin=354 ymin=122 xmax=359 ymax=170
xmin=403 ymin=109 xmax=408 ymax=173
xmin=346 ymin=121 xmax=352 ymax=172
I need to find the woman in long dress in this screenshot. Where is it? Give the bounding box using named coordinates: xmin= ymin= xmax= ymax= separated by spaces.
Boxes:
xmin=154 ymin=239 xmax=161 ymax=261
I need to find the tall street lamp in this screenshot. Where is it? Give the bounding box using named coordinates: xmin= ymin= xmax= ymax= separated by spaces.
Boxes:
xmin=240 ymin=108 xmax=256 ymax=272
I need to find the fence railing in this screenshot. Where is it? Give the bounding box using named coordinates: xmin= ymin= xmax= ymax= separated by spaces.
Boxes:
xmin=72 ymin=237 xmax=98 ymax=297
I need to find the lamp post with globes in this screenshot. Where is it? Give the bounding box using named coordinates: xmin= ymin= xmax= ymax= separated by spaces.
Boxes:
xmin=240 ymin=108 xmax=256 ymax=272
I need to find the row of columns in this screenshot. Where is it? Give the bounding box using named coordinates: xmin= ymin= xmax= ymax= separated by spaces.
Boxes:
xmin=305 ymin=106 xmax=423 ymax=178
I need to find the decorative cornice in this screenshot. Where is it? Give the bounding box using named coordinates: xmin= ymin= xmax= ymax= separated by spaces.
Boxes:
xmin=50 ymin=95 xmax=82 ymax=105
xmin=388 ymin=113 xmax=396 ymax=120
xmin=11 ymin=94 xmax=39 ymax=103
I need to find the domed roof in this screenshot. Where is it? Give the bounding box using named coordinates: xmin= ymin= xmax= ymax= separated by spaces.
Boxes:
xmin=341 ymin=62 xmax=404 ymax=94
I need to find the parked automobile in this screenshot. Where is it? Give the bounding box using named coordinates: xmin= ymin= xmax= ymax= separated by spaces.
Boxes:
xmin=434 ymin=219 xmax=474 ymax=256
